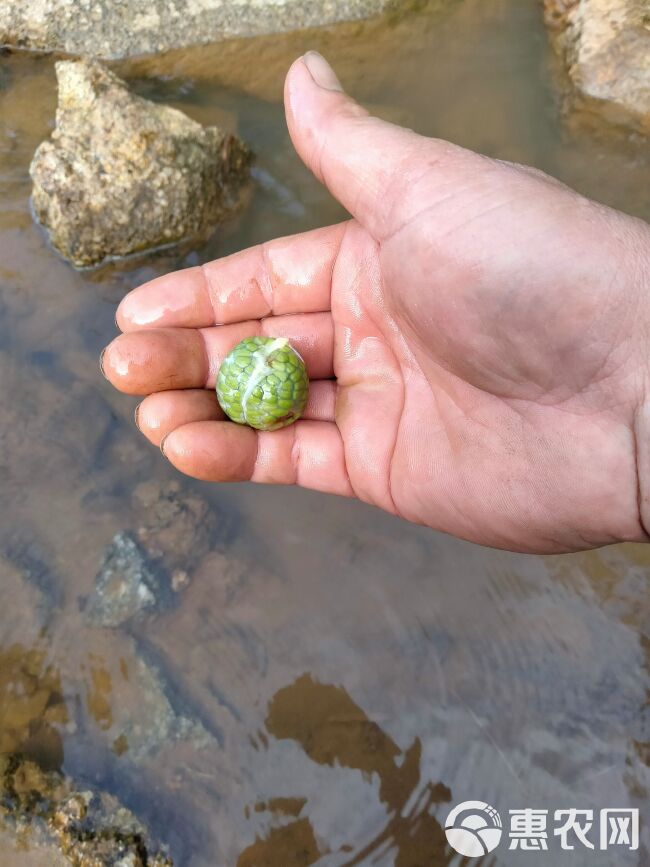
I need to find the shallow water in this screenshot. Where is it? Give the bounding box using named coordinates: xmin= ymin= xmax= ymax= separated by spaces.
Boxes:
xmin=0 ymin=1 xmax=649 ymax=865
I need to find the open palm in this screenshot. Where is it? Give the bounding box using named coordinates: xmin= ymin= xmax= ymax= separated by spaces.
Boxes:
xmin=103 ymin=53 xmax=650 ymax=553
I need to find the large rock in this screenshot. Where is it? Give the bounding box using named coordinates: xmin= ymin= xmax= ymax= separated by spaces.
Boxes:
xmin=29 ymin=60 xmax=251 ymax=267
xmin=0 ymin=755 xmax=173 ymax=866
xmin=0 ymin=0 xmax=394 ymax=60
xmin=544 ymin=0 xmax=650 ymax=135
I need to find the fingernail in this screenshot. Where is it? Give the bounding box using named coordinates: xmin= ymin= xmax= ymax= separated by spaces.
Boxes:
xmin=160 ymin=433 xmax=170 ymax=457
xmin=99 ymin=348 xmax=107 ymax=379
xmin=134 ymin=403 xmax=142 ymax=432
xmin=302 ymin=51 xmax=343 ymax=92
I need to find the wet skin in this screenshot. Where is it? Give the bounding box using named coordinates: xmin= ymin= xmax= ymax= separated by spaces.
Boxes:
xmin=102 ymin=52 xmax=650 ymax=554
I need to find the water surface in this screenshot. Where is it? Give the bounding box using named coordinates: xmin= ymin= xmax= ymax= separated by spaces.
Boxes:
xmin=0 ymin=1 xmax=649 ymax=865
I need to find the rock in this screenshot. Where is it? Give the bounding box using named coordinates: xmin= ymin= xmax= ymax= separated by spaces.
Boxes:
xmin=29 ymin=60 xmax=252 ymax=267
xmin=79 ymin=636 xmax=214 ymax=761
xmin=0 ymin=643 xmax=68 ymax=769
xmin=86 ymin=532 xmax=169 ymax=628
xmin=0 ymin=755 xmax=173 ymax=866
xmin=0 ymin=0 xmax=394 ymax=60
xmin=56 ymin=626 xmax=215 ymax=762
xmin=86 ymin=482 xmax=227 ymax=627
xmin=109 ymin=648 xmax=213 ymax=761
xmin=544 ymin=0 xmax=650 ymax=135
xmin=132 ymin=479 xmax=227 ymax=575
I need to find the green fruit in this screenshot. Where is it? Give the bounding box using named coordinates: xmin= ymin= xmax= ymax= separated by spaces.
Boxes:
xmin=216 ymin=336 xmax=309 ymax=431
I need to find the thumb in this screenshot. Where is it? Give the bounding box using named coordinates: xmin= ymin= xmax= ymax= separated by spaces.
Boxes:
xmin=284 ymin=52 xmax=433 ymax=240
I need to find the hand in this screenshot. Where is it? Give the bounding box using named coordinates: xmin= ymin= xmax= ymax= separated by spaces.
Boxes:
xmin=102 ymin=52 xmax=650 ymax=553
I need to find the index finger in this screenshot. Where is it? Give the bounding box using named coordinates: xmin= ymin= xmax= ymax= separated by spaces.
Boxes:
xmin=116 ymin=222 xmax=348 ymax=332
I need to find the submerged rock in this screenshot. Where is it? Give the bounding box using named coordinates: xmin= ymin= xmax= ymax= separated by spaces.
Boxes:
xmin=544 ymin=0 xmax=650 ymax=135
xmin=132 ymin=479 xmax=227 ymax=578
xmin=0 ymin=755 xmax=172 ymax=866
xmin=110 ymin=648 xmax=213 ymax=761
xmin=86 ymin=532 xmax=166 ymax=628
xmin=87 ymin=482 xmax=226 ymax=627
xmin=0 ymin=0 xmax=394 ymax=60
xmin=0 ymin=643 xmax=68 ymax=769
xmin=80 ymin=635 xmax=214 ymax=761
xmin=30 ymin=60 xmax=252 ymax=267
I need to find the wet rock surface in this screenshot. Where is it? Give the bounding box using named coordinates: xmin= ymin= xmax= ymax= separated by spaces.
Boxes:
xmin=544 ymin=0 xmax=650 ymax=134
xmin=30 ymin=60 xmax=252 ymax=267
xmin=0 ymin=644 xmax=68 ymax=769
xmin=81 ymin=635 xmax=214 ymax=761
xmin=0 ymin=755 xmax=172 ymax=866
xmin=0 ymin=0 xmax=395 ymax=60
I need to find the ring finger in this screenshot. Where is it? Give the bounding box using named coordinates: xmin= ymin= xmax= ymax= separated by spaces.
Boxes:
xmin=136 ymin=381 xmax=338 ymax=446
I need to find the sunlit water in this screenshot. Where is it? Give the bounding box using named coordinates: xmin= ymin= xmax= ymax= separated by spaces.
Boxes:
xmin=0 ymin=1 xmax=649 ymax=865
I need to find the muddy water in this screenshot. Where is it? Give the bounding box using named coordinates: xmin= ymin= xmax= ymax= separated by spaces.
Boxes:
xmin=1 ymin=0 xmax=649 ymax=865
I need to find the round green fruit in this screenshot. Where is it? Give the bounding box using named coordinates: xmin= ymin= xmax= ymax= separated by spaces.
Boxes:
xmin=216 ymin=336 xmax=309 ymax=431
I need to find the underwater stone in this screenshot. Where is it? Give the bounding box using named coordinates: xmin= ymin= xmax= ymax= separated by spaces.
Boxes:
xmin=0 ymin=642 xmax=68 ymax=766
xmin=132 ymin=479 xmax=228 ymax=575
xmin=97 ymin=640 xmax=214 ymax=761
xmin=29 ymin=59 xmax=252 ymax=267
xmin=0 ymin=755 xmax=173 ymax=866
xmin=86 ymin=531 xmax=167 ymax=628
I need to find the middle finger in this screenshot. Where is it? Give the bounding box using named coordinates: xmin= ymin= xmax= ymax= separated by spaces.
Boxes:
xmin=102 ymin=312 xmax=334 ymax=395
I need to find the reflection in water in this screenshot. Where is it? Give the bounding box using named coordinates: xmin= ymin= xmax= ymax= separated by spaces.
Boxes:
xmin=239 ymin=674 xmax=452 ymax=866
xmin=266 ymin=674 xmax=424 ymax=812
xmin=239 ymin=816 xmax=322 ymax=867
xmin=84 ymin=654 xmax=114 ymax=732
xmin=0 ymin=643 xmax=68 ymax=771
